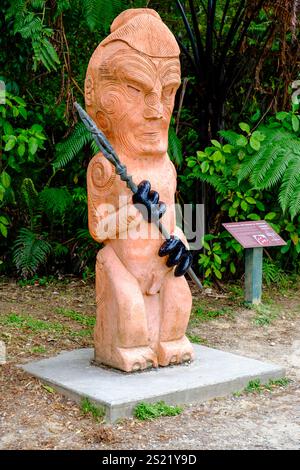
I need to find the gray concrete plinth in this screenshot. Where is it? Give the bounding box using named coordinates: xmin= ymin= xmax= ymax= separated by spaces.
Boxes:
xmin=21 ymin=346 xmax=285 ymax=422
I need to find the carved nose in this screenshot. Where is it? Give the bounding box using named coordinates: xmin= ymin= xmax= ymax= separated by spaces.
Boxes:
xmin=143 ymin=92 xmax=163 ymax=119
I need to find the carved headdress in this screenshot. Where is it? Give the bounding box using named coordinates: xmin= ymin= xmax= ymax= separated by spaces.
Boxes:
xmin=85 ymin=9 xmax=180 ymax=114
xmin=100 ymin=8 xmax=180 ymax=57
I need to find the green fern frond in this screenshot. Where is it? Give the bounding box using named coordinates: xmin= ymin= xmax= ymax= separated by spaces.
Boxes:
xmin=81 ymin=0 xmax=126 ymax=32
xmin=39 ymin=187 xmax=73 ymax=219
xmin=168 ymin=125 xmax=183 ymax=168
xmin=31 ymin=0 xmax=46 ymax=9
xmin=279 ymin=158 xmax=300 ymax=215
xmin=197 ymin=173 xmax=229 ymax=195
xmin=250 ymin=146 xmax=285 ymax=188
xmin=289 ymin=178 xmax=300 ymax=220
xmin=6 ymin=0 xmax=27 ymax=23
xmin=16 ymin=13 xmax=42 ymax=38
xmin=21 ymin=178 xmax=38 ymax=217
xmin=13 ymin=228 xmax=52 ymax=278
xmin=263 ymin=259 xmax=287 ymax=287
xmin=76 ymin=228 xmax=94 ymax=240
xmin=219 ymin=129 xmax=241 ymax=146
xmin=254 ymin=151 xmax=293 ymax=189
xmin=55 ymin=0 xmax=71 ymax=16
xmin=32 ymin=36 xmax=60 ymax=71
xmin=237 ymin=124 xmax=300 ymax=217
xmin=53 ymin=123 xmax=95 ymax=170
xmin=7 ymin=0 xmax=60 ymax=72
xmin=53 ymin=242 xmax=69 ymax=258
xmin=239 ymin=127 xmax=300 ymax=184
xmin=91 ymin=140 xmax=99 ymax=155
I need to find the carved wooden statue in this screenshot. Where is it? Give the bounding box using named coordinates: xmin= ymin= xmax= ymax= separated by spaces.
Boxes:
xmin=85 ymin=8 xmax=195 ymax=372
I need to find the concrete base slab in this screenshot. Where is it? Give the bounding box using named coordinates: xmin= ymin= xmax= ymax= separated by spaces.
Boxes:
xmin=21 ymin=346 xmax=285 ymax=422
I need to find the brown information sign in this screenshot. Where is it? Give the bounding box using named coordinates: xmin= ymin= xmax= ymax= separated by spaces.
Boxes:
xmin=222 ymin=220 xmax=286 ymax=249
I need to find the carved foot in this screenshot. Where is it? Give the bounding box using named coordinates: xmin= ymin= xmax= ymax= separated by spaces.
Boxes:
xmin=158 ymin=336 xmax=195 ymax=367
xmin=94 ymin=346 xmax=158 ymax=372
xmin=115 ymin=346 xmax=158 ymax=372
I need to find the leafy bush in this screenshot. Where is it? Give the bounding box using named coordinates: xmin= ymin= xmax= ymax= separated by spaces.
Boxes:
xmin=186 ymin=95 xmax=300 ymax=283
xmin=0 ymin=90 xmax=98 ymax=277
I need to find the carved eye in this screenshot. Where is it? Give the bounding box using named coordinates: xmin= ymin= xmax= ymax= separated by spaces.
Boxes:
xmin=127 ymin=84 xmax=141 ymax=96
xmin=162 ymin=86 xmax=175 ymax=99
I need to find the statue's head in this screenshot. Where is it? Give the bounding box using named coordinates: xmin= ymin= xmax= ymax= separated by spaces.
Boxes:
xmin=85 ymin=8 xmax=181 ymax=157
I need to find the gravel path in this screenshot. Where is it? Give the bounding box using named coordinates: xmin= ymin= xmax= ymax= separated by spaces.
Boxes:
xmin=0 ymin=279 xmax=299 ymax=449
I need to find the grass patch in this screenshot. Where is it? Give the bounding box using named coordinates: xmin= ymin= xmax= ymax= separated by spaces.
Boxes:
xmin=192 ymin=306 xmax=234 ymax=323
xmin=17 ymin=275 xmax=56 ymax=287
xmin=134 ymin=401 xmax=183 ymax=421
xmin=55 ymin=308 xmax=95 ymax=327
xmin=31 ymin=345 xmax=47 ymax=354
xmin=227 ymin=284 xmax=244 ymax=301
xmin=234 ymin=377 xmax=291 ymax=397
xmin=244 ymin=379 xmax=263 ymax=393
xmin=42 ymin=384 xmax=55 ymax=394
xmin=70 ymin=329 xmax=93 ymax=338
xmin=187 ymin=333 xmax=208 ymax=345
xmin=253 ymin=304 xmax=279 ymax=326
xmin=80 ymin=397 xmax=105 ymax=421
xmin=0 ymin=313 xmax=64 ymax=332
xmin=265 ymin=377 xmax=291 ymax=390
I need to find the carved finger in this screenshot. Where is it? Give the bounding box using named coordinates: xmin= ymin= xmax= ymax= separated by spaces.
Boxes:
xmin=174 ymin=252 xmax=193 ymax=277
xmin=166 ymin=244 xmax=185 ymax=267
xmin=158 ymin=236 xmax=180 ymax=257
xmin=137 ymin=180 xmax=151 ymax=198
xmin=148 ymin=190 xmax=159 ymax=204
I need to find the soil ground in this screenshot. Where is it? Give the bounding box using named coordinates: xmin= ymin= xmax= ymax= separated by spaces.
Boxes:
xmin=0 ymin=276 xmax=300 ymax=450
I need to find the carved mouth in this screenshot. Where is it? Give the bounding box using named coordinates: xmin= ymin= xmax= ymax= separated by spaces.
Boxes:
xmin=142 ymin=132 xmax=161 ymax=140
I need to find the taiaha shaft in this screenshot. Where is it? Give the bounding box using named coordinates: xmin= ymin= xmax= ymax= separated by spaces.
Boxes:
xmin=74 ymin=101 xmax=203 ymax=290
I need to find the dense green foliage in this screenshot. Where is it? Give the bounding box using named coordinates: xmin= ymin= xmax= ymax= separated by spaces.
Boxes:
xmin=186 ymin=100 xmax=300 ymax=282
xmin=0 ymin=0 xmax=299 ymax=283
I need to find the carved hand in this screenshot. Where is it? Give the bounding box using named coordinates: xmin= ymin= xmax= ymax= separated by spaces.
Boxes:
xmin=132 ymin=180 xmax=166 ymax=222
xmin=158 ymin=236 xmax=193 ymax=277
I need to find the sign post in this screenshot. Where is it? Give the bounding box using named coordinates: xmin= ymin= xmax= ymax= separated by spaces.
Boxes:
xmin=223 ymin=221 xmax=286 ymax=305
xmin=245 ymin=247 xmax=263 ymax=304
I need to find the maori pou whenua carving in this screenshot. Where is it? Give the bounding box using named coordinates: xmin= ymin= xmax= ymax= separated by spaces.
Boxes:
xmin=85 ymin=8 xmax=195 ymax=372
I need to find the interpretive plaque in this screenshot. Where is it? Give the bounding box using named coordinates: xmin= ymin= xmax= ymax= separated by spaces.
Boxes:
xmin=222 ymin=221 xmax=286 ymax=249
xmin=223 ymin=220 xmax=286 ymax=304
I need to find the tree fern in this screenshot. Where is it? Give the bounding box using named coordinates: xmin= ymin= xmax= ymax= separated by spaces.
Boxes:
xmin=53 ymin=122 xmax=96 ymax=170
xmin=13 ymin=228 xmax=52 ymax=277
xmin=238 ymin=126 xmax=300 ymax=218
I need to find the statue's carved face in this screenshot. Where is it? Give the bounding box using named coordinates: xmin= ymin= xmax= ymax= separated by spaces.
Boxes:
xmin=92 ymin=45 xmax=181 ymax=157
